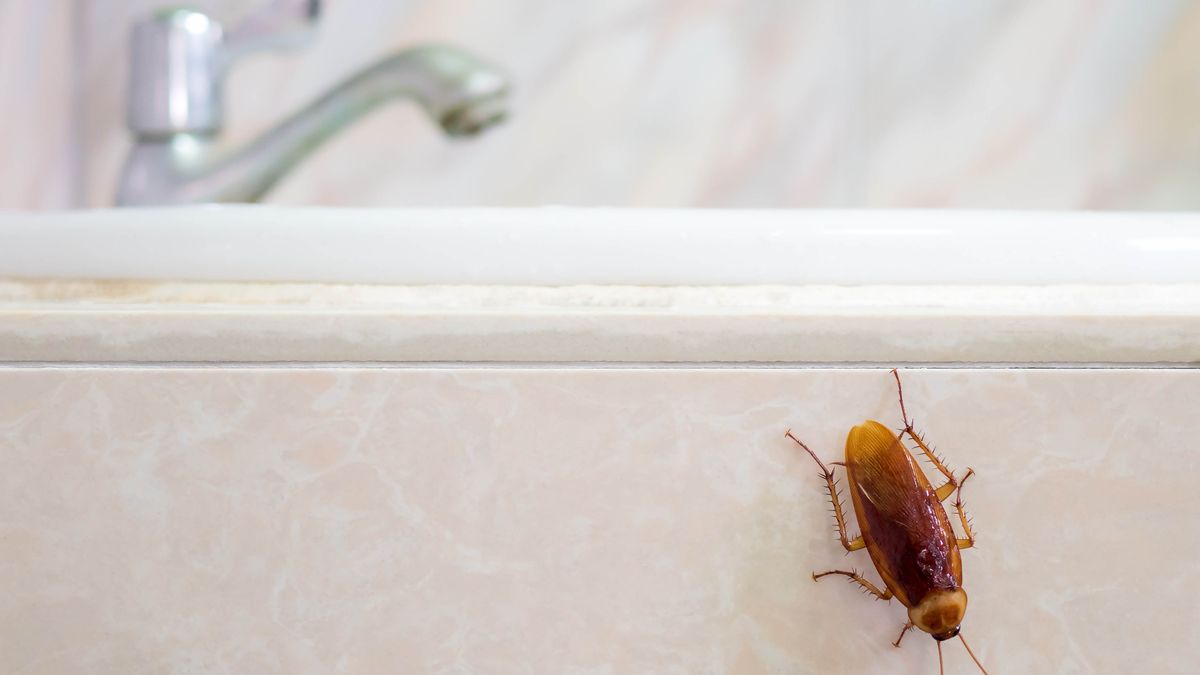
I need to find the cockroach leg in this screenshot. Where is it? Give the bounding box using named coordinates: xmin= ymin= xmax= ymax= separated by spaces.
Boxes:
xmin=786 ymin=431 xmax=865 ymax=552
xmin=903 ymin=427 xmax=957 ymax=490
xmin=812 ymin=569 xmax=892 ymax=601
xmin=954 ymin=468 xmax=977 ymax=549
xmin=892 ymin=621 xmax=915 ymax=648
xmin=892 ymin=370 xmax=960 ymax=496
xmin=932 ymin=479 xmax=957 ymax=502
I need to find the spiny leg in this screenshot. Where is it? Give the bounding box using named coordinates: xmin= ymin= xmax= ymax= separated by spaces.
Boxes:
xmin=954 ymin=468 xmax=977 ymax=549
xmin=812 ymin=569 xmax=892 ymax=601
xmin=786 ymin=430 xmax=864 ymax=552
xmin=892 ymin=621 xmax=915 ymax=648
xmin=892 ymin=369 xmax=959 ymax=499
xmin=906 ymin=428 xmax=960 ymax=500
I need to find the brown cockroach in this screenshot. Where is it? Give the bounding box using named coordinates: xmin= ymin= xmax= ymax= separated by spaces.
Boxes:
xmin=787 ymin=369 xmax=987 ymax=675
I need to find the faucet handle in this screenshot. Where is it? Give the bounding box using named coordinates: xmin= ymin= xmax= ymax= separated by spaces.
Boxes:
xmin=223 ymin=0 xmax=321 ymax=63
xmin=128 ymin=8 xmax=225 ymax=137
xmin=127 ymin=2 xmax=321 ymax=138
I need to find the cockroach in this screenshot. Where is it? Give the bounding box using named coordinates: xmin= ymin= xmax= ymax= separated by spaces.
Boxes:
xmin=787 ymin=369 xmax=988 ymax=675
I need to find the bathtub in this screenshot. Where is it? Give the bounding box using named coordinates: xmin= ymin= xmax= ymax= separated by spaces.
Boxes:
xmin=3 ymin=206 xmax=1200 ymax=285
xmin=1 ymin=207 xmax=1197 ymax=673
xmin=2 ymin=207 xmax=1199 ymax=363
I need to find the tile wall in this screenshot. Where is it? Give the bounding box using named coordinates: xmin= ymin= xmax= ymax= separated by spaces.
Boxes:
xmin=5 ymin=1 xmax=1200 ymax=209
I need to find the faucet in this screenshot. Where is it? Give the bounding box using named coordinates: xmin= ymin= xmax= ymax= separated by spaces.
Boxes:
xmin=116 ymin=1 xmax=510 ymax=206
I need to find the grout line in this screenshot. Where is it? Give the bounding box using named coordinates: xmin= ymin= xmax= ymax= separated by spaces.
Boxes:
xmin=0 ymin=361 xmax=1197 ymax=370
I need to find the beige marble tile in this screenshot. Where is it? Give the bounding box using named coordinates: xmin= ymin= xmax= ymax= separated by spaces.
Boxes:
xmin=1 ymin=367 xmax=1196 ymax=673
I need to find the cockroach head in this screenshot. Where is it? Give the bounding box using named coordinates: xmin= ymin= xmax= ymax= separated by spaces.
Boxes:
xmin=908 ymin=588 xmax=967 ymax=640
xmin=932 ymin=626 xmax=960 ymax=642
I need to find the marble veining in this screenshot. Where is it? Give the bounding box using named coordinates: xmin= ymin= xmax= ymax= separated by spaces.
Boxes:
xmin=7 ymin=1 xmax=1200 ymax=208
xmin=2 ymin=367 xmax=1196 ymax=673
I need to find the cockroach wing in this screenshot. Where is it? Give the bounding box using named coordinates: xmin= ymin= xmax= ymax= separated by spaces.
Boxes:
xmin=844 ymin=420 xmax=962 ymax=609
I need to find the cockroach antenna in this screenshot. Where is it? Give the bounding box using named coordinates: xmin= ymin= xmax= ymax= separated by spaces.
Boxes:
xmin=959 ymin=633 xmax=989 ymax=674
xmin=891 ymin=368 xmax=911 ymax=427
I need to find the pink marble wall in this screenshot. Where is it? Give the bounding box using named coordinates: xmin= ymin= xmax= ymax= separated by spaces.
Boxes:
xmin=2 ymin=367 xmax=1197 ymax=673
xmin=6 ymin=1 xmax=1200 ymax=208
xmin=0 ymin=0 xmax=79 ymax=209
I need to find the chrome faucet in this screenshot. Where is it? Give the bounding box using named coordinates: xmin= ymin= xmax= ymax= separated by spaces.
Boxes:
xmin=116 ymin=1 xmax=510 ymax=206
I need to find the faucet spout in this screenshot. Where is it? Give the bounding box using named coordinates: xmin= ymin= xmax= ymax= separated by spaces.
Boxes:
xmin=117 ymin=45 xmax=509 ymax=206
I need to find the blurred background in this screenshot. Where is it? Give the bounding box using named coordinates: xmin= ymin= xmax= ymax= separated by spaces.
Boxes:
xmin=3 ymin=0 xmax=1200 ymax=210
